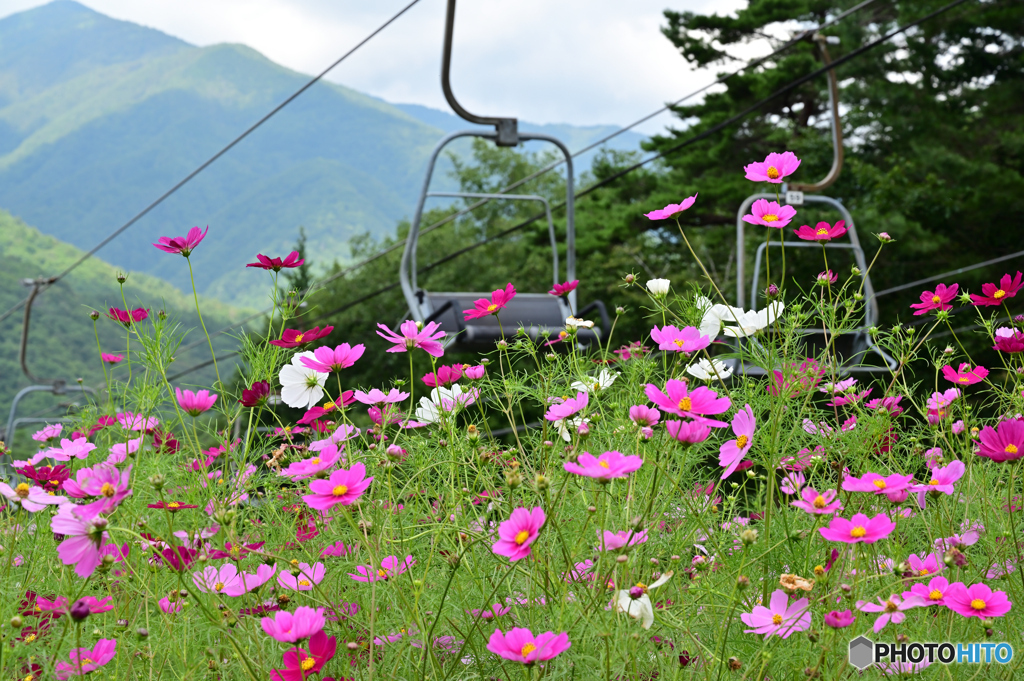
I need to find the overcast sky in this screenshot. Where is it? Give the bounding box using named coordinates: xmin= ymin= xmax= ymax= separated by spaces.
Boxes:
xmin=0 ymin=0 xmax=759 ymax=134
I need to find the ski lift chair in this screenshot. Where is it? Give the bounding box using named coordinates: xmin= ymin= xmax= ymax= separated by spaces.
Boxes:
xmin=398 ymin=0 xmax=608 ymax=350
xmin=724 ymin=34 xmax=896 ymax=377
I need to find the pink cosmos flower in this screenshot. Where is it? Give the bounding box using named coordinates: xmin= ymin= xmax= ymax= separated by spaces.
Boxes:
xmin=977 ymin=418 xmax=1024 ymax=462
xmin=321 ymin=541 xmax=357 ymax=558
xmin=230 ymin=565 xmax=278 ymax=595
xmin=643 ymin=194 xmax=698 ymax=220
xmin=269 ymin=630 xmax=336 ymax=681
xmin=649 ymin=325 xmax=711 ymax=353
xmin=719 ymin=405 xmax=754 ymax=479
xmin=278 ymin=562 xmax=326 ymax=591
xmin=779 ymin=471 xmax=805 ymax=494
xmin=903 ymin=576 xmax=950 ymax=606
xmin=597 ymin=529 xmax=647 ymax=552
xmin=842 ymin=472 xmax=914 ymax=495
xmin=421 ymin=364 xmax=464 ymax=387
xmin=744 ymin=151 xmax=801 ymax=183
xmin=106 ymin=307 xmax=149 ymax=327
xmin=116 ymin=411 xmax=158 ymax=431
xmin=106 ymin=437 xmax=140 ymax=465
xmin=270 ymin=326 xmax=334 ymax=349
xmin=665 ymin=419 xmax=711 ymax=444
xmin=492 ymin=507 xmax=546 ymax=562
xmin=100 ymin=353 xmax=123 ymax=364
xmin=906 ymin=553 xmax=944 ymax=578
xmin=545 ymin=391 xmax=588 ymax=421
xmin=299 ymin=343 xmax=365 ymax=373
xmin=55 ymin=639 xmax=117 ymax=679
xmin=969 ymin=271 xmax=1023 ymax=306
xmin=740 ymin=589 xmax=811 ymax=639
xmin=819 ymin=513 xmax=895 ymax=544
xmin=159 ymin=597 xmax=182 ymax=614
xmin=0 ymin=481 xmax=67 ymax=512
xmin=52 ymin=505 xmax=107 ymax=578
xmin=943 ymin=583 xmax=1012 ymax=619
xmin=791 ymin=487 xmax=842 ymax=515
xmin=153 ymin=226 xmax=208 ymax=256
xmin=827 ymin=388 xmax=871 ymax=407
xmin=175 ymin=388 xmax=217 ymax=416
xmin=742 ymin=198 xmax=797 ymax=228
xmin=994 ymin=327 xmax=1024 ymax=353
xmin=261 ymin=606 xmax=326 ymax=643
xmin=816 ymin=270 xmax=838 ymax=286
xmin=486 ymin=627 xmax=571 ymax=664
xmin=36 ymin=595 xmax=113 ymax=616
xmin=193 ymin=564 xmax=243 ymax=595
xmin=246 ymin=251 xmax=304 ymax=271
xmin=354 ymin=388 xmax=409 ymax=406
xmin=910 ymin=460 xmax=964 ymax=497
xmin=464 ymin=283 xmax=516 ymax=320
xmin=377 ymin=320 xmax=446 ymax=357
xmin=644 ymin=379 xmax=731 ymax=426
xmin=941 ymin=363 xmax=988 ymax=386
xmin=910 ymin=283 xmax=957 ymax=315
xmin=465 ymin=364 xmax=486 ymax=379
xmin=32 ymin=423 xmax=62 ymax=441
xmin=549 ymin=280 xmax=579 ymax=297
xmin=628 ymin=405 xmax=660 ymax=429
xmin=302 ymin=463 xmax=372 ymax=510
xmin=469 ymin=603 xmax=512 ymax=620
xmin=866 ymin=394 xmax=904 ymax=416
xmin=927 ymin=388 xmax=960 ymax=414
xmin=280 ymin=445 xmax=344 ymax=480
xmin=43 ymin=437 xmax=96 ymax=462
xmin=856 ymin=595 xmax=919 ymax=633
xmin=824 ymin=610 xmax=856 ymax=628
xmin=239 ymin=381 xmax=270 ymax=408
xmin=347 ymin=555 xmax=415 ymax=582
xmin=563 ymin=451 xmax=643 ymax=482
xmin=793 ymin=220 xmax=847 ymax=242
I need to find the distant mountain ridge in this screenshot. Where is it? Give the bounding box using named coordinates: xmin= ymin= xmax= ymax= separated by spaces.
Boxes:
xmin=0 ymin=1 xmax=644 ymax=307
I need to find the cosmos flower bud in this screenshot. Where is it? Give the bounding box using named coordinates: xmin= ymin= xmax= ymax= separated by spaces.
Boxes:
xmin=615 ymin=306 xmax=625 ymax=315
xmin=115 ymin=271 xmax=128 ymax=283
xmin=766 ymin=283 xmax=780 ymax=298
xmin=616 ymin=554 xmax=628 ymax=564
xmin=70 ymin=599 xmax=92 ymax=622
xmin=466 ymin=424 xmax=479 ymax=443
xmin=740 ymin=529 xmax=758 ymax=545
xmin=624 ymin=273 xmax=636 ymax=284
xmin=149 ymin=474 xmax=165 ymax=491
xmin=737 ymin=575 xmax=750 ymax=590
xmin=9 ymin=616 xmax=23 ymax=629
xmin=504 ymin=470 xmax=522 ymax=488
xmin=89 ymin=310 xmax=100 ymax=320
xmin=875 ymin=232 xmax=894 ymax=243
xmin=534 ymin=474 xmax=549 ymax=491
xmin=628 ymin=585 xmax=645 ymax=600
xmin=728 ymin=657 xmax=742 ymax=671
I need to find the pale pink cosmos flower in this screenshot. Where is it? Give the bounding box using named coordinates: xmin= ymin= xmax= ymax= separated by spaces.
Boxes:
xmin=464 ymin=283 xmax=516 ymax=320
xmin=106 ymin=437 xmax=141 ymax=465
xmin=906 ymin=553 xmax=944 ymax=578
xmin=742 ymin=198 xmax=797 ymax=228
xmin=824 ymin=610 xmax=856 ymax=628
xmin=993 ymin=327 xmax=1024 ymax=353
xmin=665 ymin=420 xmax=711 ymax=444
xmin=986 ymin=560 xmax=1016 ymax=580
xmin=468 ymin=603 xmax=511 ymax=619
xmin=791 ymin=487 xmax=842 ymax=515
xmin=911 ymin=461 xmax=965 ymax=504
xmin=278 ymin=562 xmax=326 ymax=591
xmin=261 ymin=606 xmax=326 ymax=642
xmin=348 ymin=555 xmax=415 ymax=582
xmin=486 ymin=627 xmax=571 ymax=664
xmin=719 ymin=405 xmax=754 ymax=479
xmin=376 ymin=320 xmax=446 ymax=357
xmin=153 ymin=226 xmax=207 ymax=256
xmin=464 ymin=364 xmax=486 ymax=379
xmin=492 ymin=507 xmax=546 ymax=562
xmin=744 ymin=151 xmax=801 ymax=183
xmin=943 ymin=583 xmax=1012 ymax=619
xmin=159 ymin=597 xmax=182 ymax=613
xmin=740 ymin=589 xmax=811 ymax=639
xmin=544 ymin=391 xmax=588 ymax=421
xmin=818 ymin=513 xmax=895 ymax=544
xmin=927 ymin=388 xmax=960 ymax=411
xmin=628 ymin=405 xmax=660 ymax=439
xmin=116 ymin=411 xmax=159 ymax=431
xmin=52 ymin=504 xmax=108 ymax=578
xmin=32 ymin=423 xmax=62 ymax=441
xmin=856 ymin=595 xmax=919 ymax=633
xmin=644 ymin=379 xmax=731 ymax=426
xmin=231 ymin=564 xmax=278 ymax=595
xmin=941 ymin=363 xmax=988 ymax=386
xmin=308 ymin=424 xmax=360 ymax=450
xmin=902 ymin=576 xmax=950 ymax=606
xmin=0 ymin=481 xmax=67 ymax=512
xmin=43 ymin=437 xmax=96 ymax=462
xmin=563 ymin=451 xmax=643 ymax=482
xmin=193 ymin=564 xmax=243 ymax=595
xmin=643 ymin=194 xmax=697 ymax=220
xmin=279 ymin=444 xmax=344 ymax=480
xmin=353 ymin=388 xmax=409 ymax=405
xmin=596 ymin=529 xmax=647 ymax=552
xmin=55 ymin=639 xmax=117 ymax=680
xmin=299 ymin=343 xmax=366 ymax=373
xmin=841 ymin=472 xmax=914 ymax=495
xmin=175 ymin=388 xmax=218 ymax=416
xmin=952 ymin=419 xmax=966 ymax=434
xmin=302 ymin=463 xmax=373 ymax=510
xmin=62 ymin=463 xmax=133 ymax=516
xmin=779 ymin=471 xmax=805 ymax=495
xmin=321 ymin=541 xmax=357 ymax=558
xmin=649 ymin=325 xmax=710 ymax=353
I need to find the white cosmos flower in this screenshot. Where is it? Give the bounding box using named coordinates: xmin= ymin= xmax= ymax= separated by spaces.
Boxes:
xmin=414 ymin=384 xmax=478 ymax=424
xmin=279 ymin=351 xmax=328 ymax=409
xmin=614 ymin=571 xmax=673 ymax=629
xmin=646 ymin=278 xmax=670 ymax=296
xmin=554 ymin=417 xmax=589 ymax=443
xmin=721 ymin=301 xmax=785 ymax=338
xmin=570 ymin=369 xmax=618 ymax=394
xmin=565 ymin=316 xmax=594 ymax=329
xmin=686 ymin=358 xmax=733 ymax=381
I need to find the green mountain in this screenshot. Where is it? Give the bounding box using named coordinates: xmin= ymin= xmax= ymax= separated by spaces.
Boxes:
xmin=0 ymin=1 xmax=644 ymax=308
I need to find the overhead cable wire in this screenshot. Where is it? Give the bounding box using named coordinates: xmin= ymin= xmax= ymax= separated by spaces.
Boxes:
xmin=0 ymin=0 xmax=424 ymax=327
xmin=871 ymin=248 xmax=1024 ymax=298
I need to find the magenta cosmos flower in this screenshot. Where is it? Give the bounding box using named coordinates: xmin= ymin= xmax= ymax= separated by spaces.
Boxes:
xmin=377 ymin=320 xmax=445 ymax=357
xmin=994 ymin=327 xmax=1024 ymax=353
xmin=597 ymin=529 xmax=647 ymax=552
xmin=744 ymin=151 xmax=801 ymax=183
xmin=270 ymin=326 xmax=334 ymax=349
xmin=819 ymin=513 xmax=895 ymax=544
xmin=278 ymin=562 xmax=326 ymax=591
xmin=911 ymin=460 xmax=965 ymax=495
xmin=486 ymin=627 xmax=570 ymax=665
xmin=740 ymin=589 xmax=811 ymax=639
xmin=842 ymin=472 xmax=914 ymax=495
xmin=348 ymin=555 xmax=415 ymax=582
xmin=280 ymin=445 xmax=344 ymax=480
xmin=644 ymin=379 xmax=731 ymax=426
xmin=643 ymin=194 xmax=697 ymax=220
xmin=824 ymin=610 xmax=856 ymax=628
xmin=239 ymin=381 xmax=270 ymax=408
xmin=299 ymin=343 xmax=365 ymax=373
xmin=545 ymin=391 xmax=588 ymax=421
xmin=969 ymin=271 xmax=1023 ymax=306
xmin=261 ymin=606 xmax=325 ymax=643
xmin=549 ymin=280 xmax=578 ymax=297
xmin=302 ymin=463 xmax=373 ymax=510
xmin=742 ymin=199 xmax=797 ymax=228
xmin=106 ymin=307 xmax=149 ymax=327
xmin=909 ymin=283 xmax=957 ymax=315
xmin=153 ymin=226 xmax=207 ymax=257
xmin=941 ymin=363 xmax=988 ymax=386
xmin=464 ymin=283 xmax=516 ymax=321
xmin=270 ymin=629 xmax=336 ymax=681
xmin=100 ymin=353 xmax=123 ymax=364
xmin=492 ymin=507 xmax=546 ymax=562
xmin=246 ymin=251 xmax=305 ymax=271
xmin=650 ymin=325 xmax=711 ymax=353
xmin=666 ymin=420 xmax=712 ymax=444
xmin=175 ymin=388 xmax=217 ymax=416
xmin=856 ymin=595 xmax=919 ymax=633
xmin=719 ymin=404 xmax=754 ymax=479
xmin=55 ymin=639 xmax=117 ymax=680
xmin=563 ymin=451 xmax=643 ymax=482
xmin=977 ymin=418 xmax=1024 ymax=462
xmin=791 ymin=487 xmax=842 ymax=515
xmin=793 ymin=220 xmax=847 ymax=242
xmin=423 ymin=364 xmax=463 ymax=387
xmin=903 ymin=576 xmax=951 ymax=606
xmin=943 ymin=583 xmax=1012 ymax=619
xmin=51 ymin=505 xmax=107 ymax=578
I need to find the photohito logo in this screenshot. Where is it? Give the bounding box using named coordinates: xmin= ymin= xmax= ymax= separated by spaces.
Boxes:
xmin=848 ymin=636 xmax=1014 ymax=669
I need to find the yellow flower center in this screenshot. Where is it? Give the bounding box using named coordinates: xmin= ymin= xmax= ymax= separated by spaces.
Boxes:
xmin=80 ymin=658 xmax=93 ymax=665
xmin=884 ymin=600 xmax=898 ymax=613
xmin=323 ymin=402 xmax=336 ymax=410
xmin=598 ymin=460 xmax=610 ymax=469
xmin=929 ymin=479 xmax=940 ymax=486
xmin=971 ymin=599 xmax=986 ymax=611
xmin=762 ymin=214 xmax=779 ymax=222
xmin=677 ymin=397 xmax=692 ymax=412
xmin=290 ymin=559 xmax=300 ymax=566
xmin=813 ymin=565 xmax=825 ymax=576
xmin=520 ymin=643 xmax=537 ymax=657
xmin=310 ymin=458 xmax=320 ymax=465
xmin=766 ymin=166 xmax=780 ymax=180
xmin=994 ymin=289 xmax=1006 ymax=299
xmin=301 ymin=657 xmax=316 ymax=671
xmin=735 ymin=435 xmax=749 ymax=449
xmin=931 ymin=295 xmax=941 ymax=304
xmin=294 ymin=334 xmax=304 ymax=342
xmin=24 ymin=634 xmax=36 ymax=643
xmin=958 ymin=377 xmax=970 ymax=383
xmin=14 ymin=483 xmax=30 ymax=498
xmin=298 ymin=580 xmax=311 ymax=587
xmin=377 ymin=569 xmax=389 ymax=578
xmin=918 ymin=568 xmax=930 ymax=575
xmin=168 ymin=501 xmax=181 ymax=508
xmin=812 ymin=495 xmax=826 ymax=509
xmin=214 ymin=582 xmax=224 ymax=592
xmin=673 ymin=339 xmax=684 ymax=348
xmin=816 ymin=228 xmax=829 ymax=236
xmin=850 ymin=526 xmax=867 ymax=538
xmin=487 ymin=304 xmax=499 ymax=312
xmin=1006 ymin=444 xmax=1019 ymax=455
xmin=333 ymin=485 xmax=349 ymax=496
xmin=872 ymin=479 xmax=887 ymax=489
xmin=514 ymin=530 xmax=531 ymax=545
xmin=100 ymin=483 xmax=116 ymax=497
xmin=929 ymin=590 xmax=943 ymax=601
xmin=771 ymin=614 xmax=783 ymax=625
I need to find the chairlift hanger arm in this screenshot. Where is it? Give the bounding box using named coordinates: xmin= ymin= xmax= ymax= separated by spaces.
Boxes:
xmin=787 ymin=34 xmax=844 ymax=193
